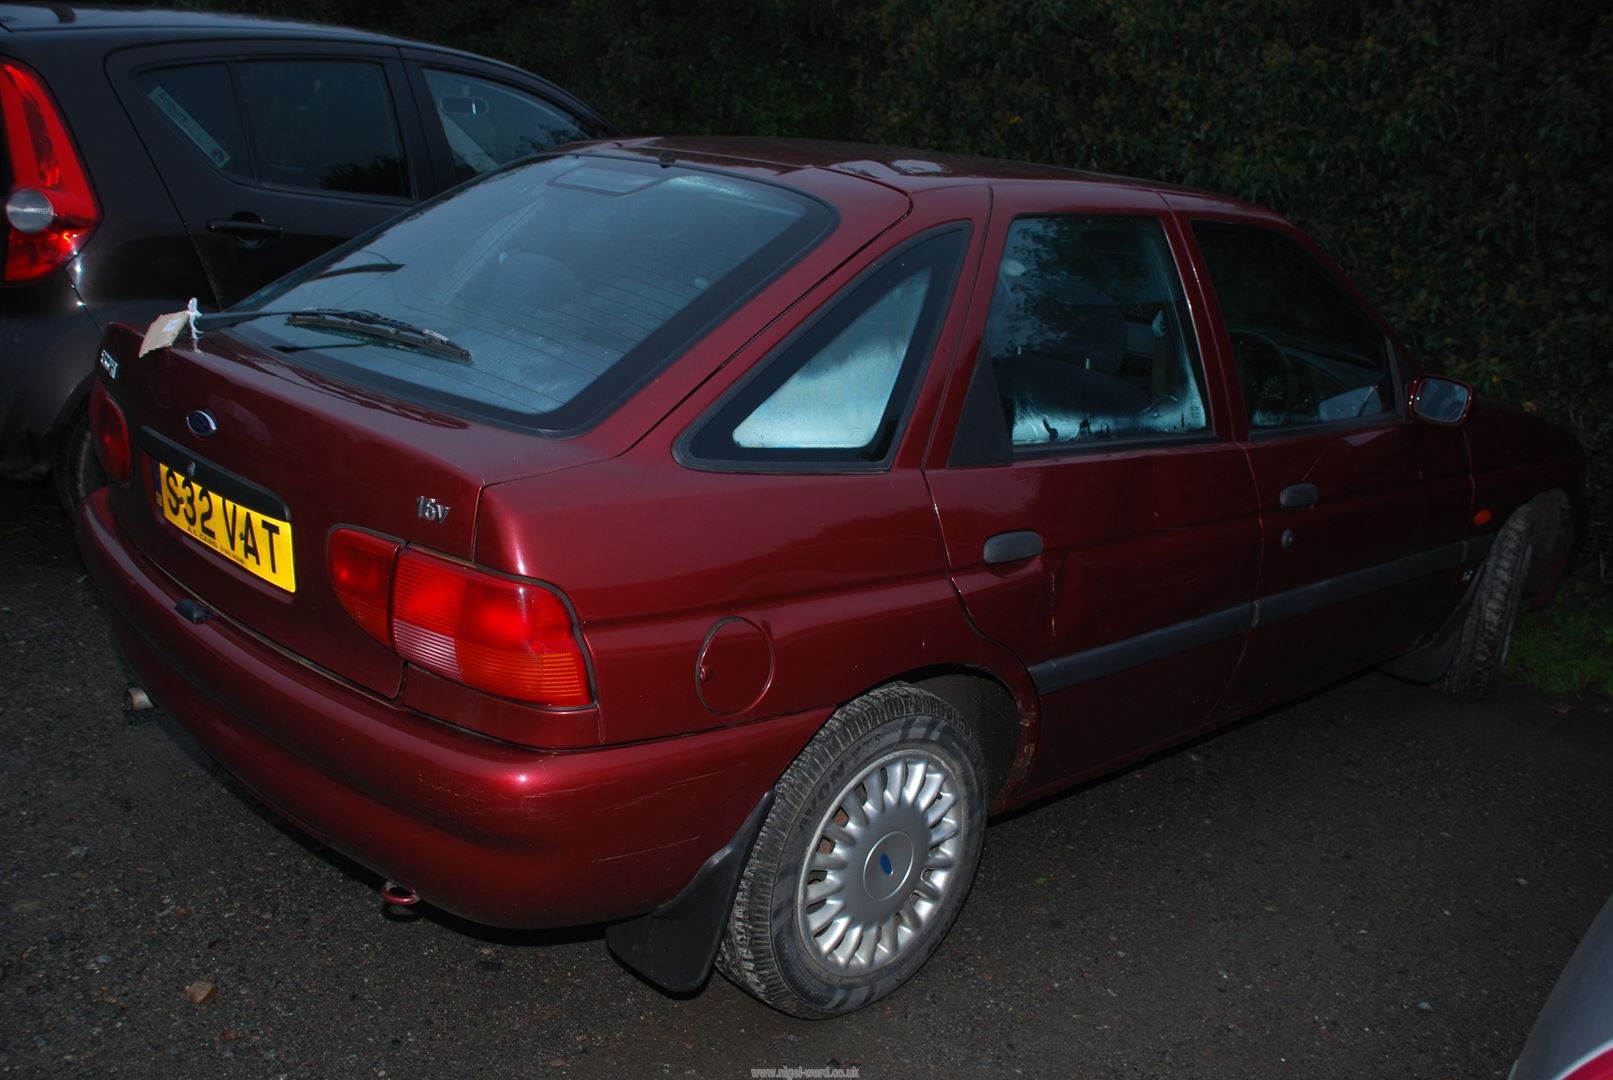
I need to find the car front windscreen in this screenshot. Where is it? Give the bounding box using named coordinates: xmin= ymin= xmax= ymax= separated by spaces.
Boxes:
xmin=230 ymin=155 xmax=834 ymax=433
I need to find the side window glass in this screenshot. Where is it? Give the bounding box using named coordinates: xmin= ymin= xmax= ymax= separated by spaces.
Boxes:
xmin=685 ymin=228 xmax=969 ymax=468
xmin=987 ymin=215 xmax=1210 ymax=450
xmin=136 ymin=64 xmax=254 ymax=181
xmin=234 ymin=60 xmax=409 ymax=199
xmin=1192 ymin=221 xmax=1392 ymax=431
xmin=423 ymin=69 xmax=589 ymax=183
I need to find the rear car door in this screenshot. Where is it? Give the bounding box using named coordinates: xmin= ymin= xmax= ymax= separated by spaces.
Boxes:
xmin=924 ymin=184 xmax=1261 ymax=795
xmin=106 ymin=40 xmax=430 ymax=308
xmin=1178 ymin=205 xmax=1472 ymax=713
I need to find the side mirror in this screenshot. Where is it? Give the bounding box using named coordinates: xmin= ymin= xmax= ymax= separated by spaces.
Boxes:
xmin=1409 ymin=375 xmax=1472 ymax=426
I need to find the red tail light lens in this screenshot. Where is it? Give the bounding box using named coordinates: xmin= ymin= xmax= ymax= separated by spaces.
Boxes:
xmin=87 ymin=380 xmax=129 ymax=486
xmin=328 ymin=536 xmax=592 ymax=708
xmin=1 ymin=60 xmax=100 ymax=283
xmin=328 ymin=529 xmax=400 ymax=645
xmin=391 ymin=549 xmax=590 ymax=707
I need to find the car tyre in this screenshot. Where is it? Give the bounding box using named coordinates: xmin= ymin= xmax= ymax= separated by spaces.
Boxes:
xmin=53 ymin=403 xmax=106 ymax=517
xmin=1435 ymin=504 xmax=1535 ymax=698
xmin=716 ymin=683 xmax=986 ymax=1018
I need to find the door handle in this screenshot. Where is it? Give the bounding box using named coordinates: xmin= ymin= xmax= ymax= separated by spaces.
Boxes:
xmin=983 ymin=530 xmax=1043 ymax=565
xmin=1279 ymin=483 xmax=1319 ymax=510
xmin=206 ymin=217 xmax=284 ymax=241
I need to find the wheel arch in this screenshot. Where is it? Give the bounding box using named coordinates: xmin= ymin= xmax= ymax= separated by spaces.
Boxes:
xmin=877 ymin=664 xmax=1034 ymax=811
xmin=1521 ymin=487 xmax=1580 ymax=608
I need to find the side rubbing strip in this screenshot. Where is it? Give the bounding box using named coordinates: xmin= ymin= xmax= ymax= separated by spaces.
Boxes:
xmin=1253 ymin=538 xmax=1486 ymax=628
xmin=1026 ymin=535 xmax=1494 ymax=697
xmin=1029 ymin=604 xmax=1253 ymax=696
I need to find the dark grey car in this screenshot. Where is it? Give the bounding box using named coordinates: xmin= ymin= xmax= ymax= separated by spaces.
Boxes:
xmin=0 ymin=2 xmax=615 ymax=508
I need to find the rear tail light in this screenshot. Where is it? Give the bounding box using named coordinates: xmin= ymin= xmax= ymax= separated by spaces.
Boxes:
xmin=327 ymin=532 xmax=591 ymax=708
xmin=394 ymin=550 xmax=590 ymax=707
xmin=87 ymin=380 xmax=130 ymax=486
xmin=328 ymin=529 xmax=400 ymax=645
xmin=1 ymin=60 xmax=100 ymax=283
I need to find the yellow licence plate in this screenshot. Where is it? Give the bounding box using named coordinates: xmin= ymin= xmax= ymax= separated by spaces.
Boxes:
xmin=158 ymin=462 xmax=296 ymax=593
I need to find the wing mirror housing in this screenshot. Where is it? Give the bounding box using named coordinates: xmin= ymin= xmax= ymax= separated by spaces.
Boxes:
xmin=1409 ymin=375 xmax=1473 ymax=426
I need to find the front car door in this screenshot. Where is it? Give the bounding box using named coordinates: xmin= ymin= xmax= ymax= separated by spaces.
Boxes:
xmin=1172 ymin=196 xmax=1473 ymax=714
xmin=107 ymin=40 xmax=431 ymax=307
xmin=400 ymin=50 xmax=615 ymax=191
xmin=924 ymin=183 xmax=1260 ymax=798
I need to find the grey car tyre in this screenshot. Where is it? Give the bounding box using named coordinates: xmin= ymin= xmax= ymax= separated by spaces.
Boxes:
xmin=53 ymin=404 xmax=106 ymax=517
xmin=717 ymin=683 xmax=987 ymax=1018
xmin=1435 ymin=504 xmax=1535 ymax=698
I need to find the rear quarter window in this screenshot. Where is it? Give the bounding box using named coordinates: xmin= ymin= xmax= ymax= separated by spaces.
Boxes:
xmin=680 ymin=227 xmax=970 ymax=470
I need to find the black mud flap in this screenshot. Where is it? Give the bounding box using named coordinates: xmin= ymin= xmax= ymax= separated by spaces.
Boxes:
xmin=605 ymin=790 xmax=774 ymax=993
xmin=1382 ymin=564 xmax=1484 ymax=684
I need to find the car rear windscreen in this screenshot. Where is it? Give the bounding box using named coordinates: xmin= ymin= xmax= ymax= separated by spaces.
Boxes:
xmin=231 ymin=155 xmax=833 ymax=433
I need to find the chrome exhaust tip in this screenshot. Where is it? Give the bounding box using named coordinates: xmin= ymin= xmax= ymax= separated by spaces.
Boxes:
xmin=380 ymin=879 xmax=419 ymax=907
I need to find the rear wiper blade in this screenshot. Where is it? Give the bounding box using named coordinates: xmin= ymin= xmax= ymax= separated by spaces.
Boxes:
xmin=185 ymin=306 xmax=471 ymax=363
xmin=283 ymin=309 xmax=473 ymax=365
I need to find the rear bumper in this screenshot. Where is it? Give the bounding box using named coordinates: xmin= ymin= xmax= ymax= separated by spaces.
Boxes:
xmin=77 ymin=489 xmax=825 ymax=928
xmin=0 ymin=275 xmax=101 ymax=478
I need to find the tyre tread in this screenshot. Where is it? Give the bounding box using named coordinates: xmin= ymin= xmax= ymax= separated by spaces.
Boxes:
xmin=1435 ymin=505 xmax=1535 ymax=698
xmin=716 ymin=683 xmax=983 ymax=1018
xmin=52 ymin=405 xmax=103 ymax=517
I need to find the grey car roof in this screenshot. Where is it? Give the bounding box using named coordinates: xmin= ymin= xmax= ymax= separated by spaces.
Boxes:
xmin=0 ymin=2 xmax=402 ymax=42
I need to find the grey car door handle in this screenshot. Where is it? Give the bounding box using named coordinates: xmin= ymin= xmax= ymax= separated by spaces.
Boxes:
xmin=1279 ymin=483 xmax=1320 ymax=509
xmin=983 ymin=530 xmax=1044 ymax=565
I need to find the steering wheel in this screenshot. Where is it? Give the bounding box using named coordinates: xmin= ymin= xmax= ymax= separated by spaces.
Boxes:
xmin=1228 ymin=329 xmax=1301 ymax=428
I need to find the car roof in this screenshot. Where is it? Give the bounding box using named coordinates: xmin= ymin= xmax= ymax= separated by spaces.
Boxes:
xmin=0 ymin=1 xmax=404 ymax=45
xmin=0 ymin=2 xmax=596 ymax=111
xmin=608 ymin=135 xmax=1237 ymax=202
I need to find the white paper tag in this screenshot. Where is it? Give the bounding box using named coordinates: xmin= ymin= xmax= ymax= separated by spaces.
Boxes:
xmin=138 ymin=311 xmax=189 ymax=357
xmin=137 ymin=297 xmax=203 ymax=356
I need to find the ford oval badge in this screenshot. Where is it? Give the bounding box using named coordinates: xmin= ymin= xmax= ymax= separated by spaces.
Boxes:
xmin=186 ymin=409 xmax=218 ymax=438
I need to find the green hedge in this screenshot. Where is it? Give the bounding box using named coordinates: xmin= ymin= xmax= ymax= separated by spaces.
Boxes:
xmin=185 ymin=0 xmax=1613 ymax=549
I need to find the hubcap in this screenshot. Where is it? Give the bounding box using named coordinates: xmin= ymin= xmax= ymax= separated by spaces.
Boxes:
xmin=796 ymin=749 xmax=964 ymax=975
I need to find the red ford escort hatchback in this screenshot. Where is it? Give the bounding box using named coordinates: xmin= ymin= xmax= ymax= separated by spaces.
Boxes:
xmin=78 ymin=137 xmax=1585 ymax=1017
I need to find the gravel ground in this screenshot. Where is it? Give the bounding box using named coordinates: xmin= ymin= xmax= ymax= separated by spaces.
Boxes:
xmin=3 ymin=477 xmax=1611 ymax=1079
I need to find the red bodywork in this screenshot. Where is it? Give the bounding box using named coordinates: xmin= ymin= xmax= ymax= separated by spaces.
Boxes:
xmin=77 ymin=137 xmax=1587 ymax=931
